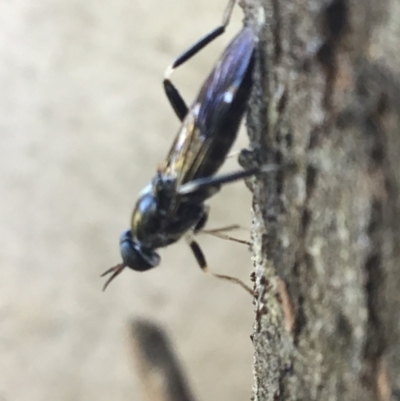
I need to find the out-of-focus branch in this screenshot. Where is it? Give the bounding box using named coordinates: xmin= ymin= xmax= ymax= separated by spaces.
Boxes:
xmin=129 ymin=320 xmax=196 ymax=401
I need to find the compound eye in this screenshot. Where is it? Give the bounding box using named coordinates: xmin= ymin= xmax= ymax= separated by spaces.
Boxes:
xmin=120 ymin=230 xmax=160 ymax=271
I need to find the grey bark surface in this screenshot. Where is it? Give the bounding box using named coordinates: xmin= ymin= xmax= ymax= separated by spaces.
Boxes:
xmin=243 ymin=0 xmax=400 ymax=400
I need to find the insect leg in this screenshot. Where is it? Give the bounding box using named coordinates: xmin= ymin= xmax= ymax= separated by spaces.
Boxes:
xmin=187 ymin=237 xmax=254 ymax=296
xmin=195 ymin=209 xmax=251 ymax=246
xmin=193 ymin=206 xmax=209 ymax=233
xmin=226 ymin=150 xmax=241 ymax=159
xmin=202 ymin=224 xmax=241 ymax=234
xmin=178 ymin=164 xmax=280 ymax=196
xmin=202 ymin=225 xmax=251 ymax=246
xmin=163 ymin=80 xmax=189 ymax=122
xmin=165 ymin=0 xmax=236 ymax=72
xmin=163 ymin=0 xmax=237 ymax=121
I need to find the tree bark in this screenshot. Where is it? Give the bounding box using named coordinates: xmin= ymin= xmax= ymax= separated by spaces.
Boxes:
xmin=242 ymin=0 xmax=400 ymax=400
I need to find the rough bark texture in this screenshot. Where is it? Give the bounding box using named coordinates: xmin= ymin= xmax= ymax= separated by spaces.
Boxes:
xmin=242 ymin=0 xmax=400 ymax=400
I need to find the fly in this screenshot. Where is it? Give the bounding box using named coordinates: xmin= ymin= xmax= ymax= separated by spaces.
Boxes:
xmin=102 ymin=0 xmax=264 ymax=292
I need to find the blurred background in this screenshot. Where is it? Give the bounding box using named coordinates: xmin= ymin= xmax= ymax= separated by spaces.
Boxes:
xmin=0 ymin=0 xmax=255 ymax=400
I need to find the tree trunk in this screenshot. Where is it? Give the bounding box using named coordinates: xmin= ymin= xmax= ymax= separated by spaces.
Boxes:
xmin=242 ymin=0 xmax=400 ymax=400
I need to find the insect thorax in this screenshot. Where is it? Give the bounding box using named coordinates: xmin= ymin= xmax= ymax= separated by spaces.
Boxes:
xmin=131 ymin=177 xmax=205 ymax=250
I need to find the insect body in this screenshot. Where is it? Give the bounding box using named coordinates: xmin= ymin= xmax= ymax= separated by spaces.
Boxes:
xmin=102 ymin=0 xmax=258 ymax=291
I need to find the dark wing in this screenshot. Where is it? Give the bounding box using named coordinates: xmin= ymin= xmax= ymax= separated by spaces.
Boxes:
xmin=161 ymin=26 xmax=256 ymax=186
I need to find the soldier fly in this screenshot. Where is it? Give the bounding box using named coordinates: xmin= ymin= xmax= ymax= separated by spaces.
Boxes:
xmin=101 ymin=0 xmax=262 ymax=292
